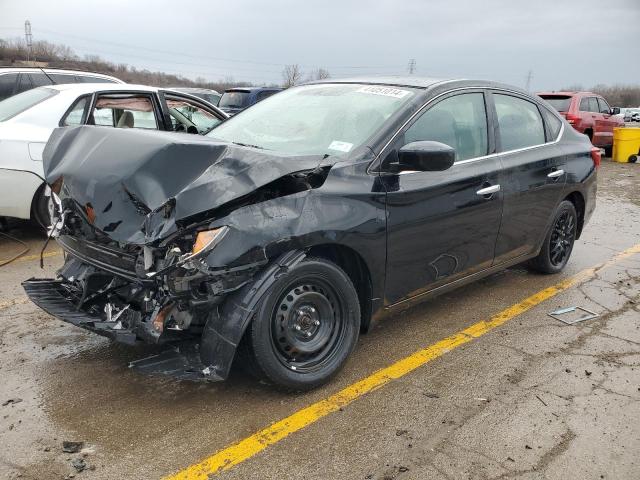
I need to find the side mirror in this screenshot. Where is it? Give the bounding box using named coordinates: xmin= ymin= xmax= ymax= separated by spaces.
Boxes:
xmin=397 ymin=141 xmax=456 ymax=172
xmin=611 ymin=107 xmax=620 ymax=115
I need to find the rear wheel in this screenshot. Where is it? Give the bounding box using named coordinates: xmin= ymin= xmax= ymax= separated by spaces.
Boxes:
xmin=31 ymin=185 xmax=50 ymax=230
xmin=245 ymin=257 xmax=360 ymax=390
xmin=528 ymin=200 xmax=577 ymax=274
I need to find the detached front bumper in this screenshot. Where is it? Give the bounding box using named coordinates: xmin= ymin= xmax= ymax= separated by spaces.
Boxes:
xmin=22 ymin=278 xmax=225 ymax=381
xmin=23 ymin=279 xmax=139 ymax=344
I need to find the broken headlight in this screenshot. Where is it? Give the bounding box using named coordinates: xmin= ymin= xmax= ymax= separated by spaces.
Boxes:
xmin=146 ymin=226 xmax=229 ymax=278
xmin=186 ymin=226 xmax=229 ymax=261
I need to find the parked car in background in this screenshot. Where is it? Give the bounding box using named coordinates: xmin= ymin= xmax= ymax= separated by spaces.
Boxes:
xmin=537 ymin=91 xmax=623 ymax=155
xmin=24 ymin=77 xmax=597 ymax=389
xmin=0 ymin=83 xmax=227 ymax=226
xmin=624 ymin=108 xmax=640 ymax=122
xmin=0 ymin=67 xmax=123 ymax=102
xmin=169 ymin=87 xmax=221 ymax=106
xmin=218 ymin=86 xmax=282 ymax=115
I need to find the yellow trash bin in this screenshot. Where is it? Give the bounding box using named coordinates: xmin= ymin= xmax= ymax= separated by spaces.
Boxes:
xmin=612 ymin=127 xmax=640 ymax=163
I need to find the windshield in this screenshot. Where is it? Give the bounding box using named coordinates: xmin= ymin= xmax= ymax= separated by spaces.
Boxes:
xmin=208 ymin=84 xmax=416 ymax=156
xmin=219 ymin=91 xmax=249 ymax=109
xmin=539 ymin=95 xmax=572 ymax=112
xmin=0 ymin=87 xmax=58 ymax=121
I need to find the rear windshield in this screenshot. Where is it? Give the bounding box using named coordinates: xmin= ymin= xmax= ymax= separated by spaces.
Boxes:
xmin=0 ymin=86 xmax=58 ymax=121
xmin=538 ymin=95 xmax=572 ymax=112
xmin=218 ymin=91 xmax=249 ymax=109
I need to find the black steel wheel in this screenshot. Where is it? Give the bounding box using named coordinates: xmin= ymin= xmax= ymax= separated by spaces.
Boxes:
xmin=245 ymin=257 xmax=360 ymax=390
xmin=528 ymin=200 xmax=577 ymax=274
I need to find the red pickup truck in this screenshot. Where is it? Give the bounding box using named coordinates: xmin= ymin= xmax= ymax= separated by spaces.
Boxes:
xmin=537 ymin=91 xmax=623 ymax=155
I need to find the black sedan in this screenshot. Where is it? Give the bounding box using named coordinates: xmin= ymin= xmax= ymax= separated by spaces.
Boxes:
xmin=24 ymin=77 xmax=597 ymax=390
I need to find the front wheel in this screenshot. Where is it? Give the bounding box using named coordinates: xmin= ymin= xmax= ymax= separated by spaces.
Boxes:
xmin=245 ymin=257 xmax=360 ymax=390
xmin=528 ymin=200 xmax=577 ymax=274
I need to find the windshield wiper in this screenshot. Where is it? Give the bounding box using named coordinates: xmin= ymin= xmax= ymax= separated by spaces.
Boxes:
xmin=232 ymin=141 xmax=265 ymax=150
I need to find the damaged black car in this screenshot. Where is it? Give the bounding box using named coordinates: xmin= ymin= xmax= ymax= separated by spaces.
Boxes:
xmin=23 ymin=78 xmax=597 ymax=389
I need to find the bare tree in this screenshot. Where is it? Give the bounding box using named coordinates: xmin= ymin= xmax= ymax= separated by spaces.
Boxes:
xmin=307 ymin=67 xmax=330 ymax=81
xmin=282 ymin=64 xmax=302 ymax=88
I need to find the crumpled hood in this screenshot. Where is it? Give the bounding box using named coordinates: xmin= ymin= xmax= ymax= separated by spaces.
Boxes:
xmin=44 ymin=126 xmax=332 ymax=244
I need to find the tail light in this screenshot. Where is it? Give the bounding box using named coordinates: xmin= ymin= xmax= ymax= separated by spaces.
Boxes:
xmin=565 ymin=113 xmax=579 ymax=125
xmin=590 ymin=147 xmax=601 ymax=168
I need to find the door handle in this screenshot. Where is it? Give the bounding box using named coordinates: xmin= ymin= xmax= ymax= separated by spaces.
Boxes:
xmin=476 ymin=184 xmax=500 ymax=196
xmin=547 ymin=169 xmax=565 ymax=179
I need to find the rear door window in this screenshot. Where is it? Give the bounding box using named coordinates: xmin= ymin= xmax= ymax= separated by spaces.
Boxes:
xmin=588 ymin=97 xmax=599 ymax=113
xmin=0 ymin=73 xmax=19 ymax=101
xmin=494 ymin=94 xmax=545 ymax=151
xmin=91 ymin=95 xmax=159 ymax=129
xmin=403 ymin=92 xmax=488 ymax=161
xmin=579 ymin=98 xmax=589 ymax=112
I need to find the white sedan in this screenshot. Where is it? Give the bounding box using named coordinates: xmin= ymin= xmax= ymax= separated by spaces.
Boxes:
xmin=0 ymin=83 xmax=227 ymax=226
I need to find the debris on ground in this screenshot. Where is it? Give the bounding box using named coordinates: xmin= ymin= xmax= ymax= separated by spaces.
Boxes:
xmin=62 ymin=441 xmax=84 ymax=453
xmin=548 ymin=306 xmax=598 ymax=325
xmin=2 ymin=398 xmax=23 ymax=406
xmin=71 ymin=458 xmax=86 ymax=472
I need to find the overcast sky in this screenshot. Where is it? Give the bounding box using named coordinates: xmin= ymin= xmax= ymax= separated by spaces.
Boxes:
xmin=1 ymin=0 xmax=638 ymax=89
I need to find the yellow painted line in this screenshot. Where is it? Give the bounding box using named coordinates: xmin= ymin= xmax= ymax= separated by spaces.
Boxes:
xmin=0 ymin=296 xmax=29 ymax=311
xmin=3 ymin=250 xmax=63 ymax=264
xmin=165 ymin=243 xmax=640 ymax=480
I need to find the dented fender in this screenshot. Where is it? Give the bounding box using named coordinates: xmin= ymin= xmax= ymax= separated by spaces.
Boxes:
xmin=199 ymin=250 xmax=307 ymax=379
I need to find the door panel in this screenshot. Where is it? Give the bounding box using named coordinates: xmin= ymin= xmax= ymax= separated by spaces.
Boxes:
xmin=384 ymin=159 xmax=503 ymax=305
xmin=494 ymin=145 xmax=566 ymax=262
xmin=491 ymin=92 xmax=567 ymax=263
xmin=382 ymin=90 xmax=502 ymax=306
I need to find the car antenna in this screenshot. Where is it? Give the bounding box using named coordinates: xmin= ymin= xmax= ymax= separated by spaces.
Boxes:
xmin=39 ymin=67 xmax=55 ymax=84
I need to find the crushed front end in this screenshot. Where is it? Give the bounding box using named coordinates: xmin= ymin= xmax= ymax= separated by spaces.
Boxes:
xmin=23 ymin=207 xmax=261 ymax=379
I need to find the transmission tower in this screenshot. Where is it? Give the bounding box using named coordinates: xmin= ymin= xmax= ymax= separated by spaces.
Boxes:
xmin=408 ymin=59 xmax=416 ymax=75
xmin=24 ymin=20 xmax=33 ymax=63
xmin=525 ymin=70 xmax=533 ymax=92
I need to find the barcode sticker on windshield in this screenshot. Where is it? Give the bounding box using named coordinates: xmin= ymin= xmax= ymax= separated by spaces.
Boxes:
xmin=356 ymin=86 xmax=411 ymax=98
xmin=328 ymin=141 xmax=353 ymax=152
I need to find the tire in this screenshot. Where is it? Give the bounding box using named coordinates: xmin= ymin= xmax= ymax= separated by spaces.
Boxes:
xmin=245 ymin=257 xmax=360 ymax=390
xmin=604 ymin=145 xmax=612 ymax=158
xmin=528 ymin=200 xmax=577 ymax=274
xmin=31 ymin=186 xmax=51 ymax=231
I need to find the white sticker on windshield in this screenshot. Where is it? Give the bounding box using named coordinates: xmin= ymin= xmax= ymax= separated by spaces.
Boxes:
xmin=328 ymin=140 xmax=353 ymax=152
xmin=356 ymin=86 xmax=411 ymax=99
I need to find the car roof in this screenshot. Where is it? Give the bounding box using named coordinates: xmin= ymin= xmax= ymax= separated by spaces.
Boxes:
xmin=169 ymin=87 xmax=220 ymax=94
xmin=224 ymin=86 xmax=282 ymax=93
xmin=46 ymin=83 xmax=164 ymax=94
xmin=305 ymin=76 xmax=535 ymax=95
xmin=0 ymin=67 xmax=123 ymax=81
xmin=537 ymin=91 xmax=599 ymax=97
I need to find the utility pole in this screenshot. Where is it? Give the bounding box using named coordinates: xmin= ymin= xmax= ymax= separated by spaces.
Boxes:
xmin=525 ymin=69 xmax=533 ymax=92
xmin=407 ymin=58 xmax=416 ymax=75
xmin=24 ymin=20 xmax=33 ymax=63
